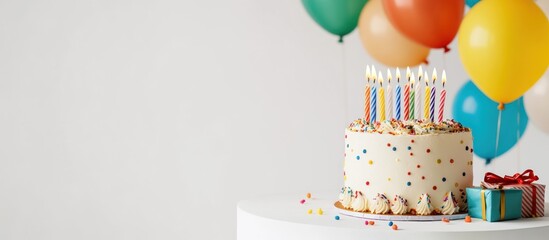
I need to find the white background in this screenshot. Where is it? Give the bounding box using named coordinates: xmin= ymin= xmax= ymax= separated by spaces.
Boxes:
xmin=0 ymin=0 xmax=547 ymax=239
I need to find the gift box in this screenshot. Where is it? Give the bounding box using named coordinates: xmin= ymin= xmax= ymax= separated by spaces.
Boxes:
xmin=481 ymin=169 xmax=545 ymax=218
xmin=466 ymin=187 xmax=522 ymax=222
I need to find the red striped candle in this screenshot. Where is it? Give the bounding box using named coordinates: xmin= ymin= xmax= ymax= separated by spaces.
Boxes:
xmin=438 ymin=70 xmax=446 ymax=122
xmin=404 ymin=83 xmax=410 ymax=121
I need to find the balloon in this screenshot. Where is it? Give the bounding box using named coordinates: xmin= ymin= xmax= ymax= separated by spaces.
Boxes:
xmin=465 ymin=0 xmax=480 ymax=8
xmin=382 ymin=0 xmax=465 ymax=50
xmin=458 ymin=0 xmax=549 ymax=104
xmin=453 ymin=81 xmax=528 ymax=163
xmin=538 ymin=0 xmax=549 ymax=19
xmin=302 ymin=0 xmax=369 ymax=42
xmin=358 ymin=0 xmax=430 ymax=67
xmin=524 ymin=69 xmax=549 ymax=134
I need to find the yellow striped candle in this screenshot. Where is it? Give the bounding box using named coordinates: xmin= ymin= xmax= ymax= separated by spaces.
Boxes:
xmin=379 ymin=72 xmax=385 ymax=121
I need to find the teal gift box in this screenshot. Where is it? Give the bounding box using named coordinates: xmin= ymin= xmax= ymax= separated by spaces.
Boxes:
xmin=466 ymin=187 xmax=522 ymax=222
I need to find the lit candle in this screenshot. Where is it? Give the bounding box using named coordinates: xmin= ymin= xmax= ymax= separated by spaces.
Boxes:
xmin=364 ymin=66 xmax=371 ymax=122
xmin=424 ymin=71 xmax=430 ymax=121
xmin=386 ymin=69 xmax=393 ymax=120
xmin=395 ymin=68 xmax=401 ymax=120
xmin=379 ymin=71 xmax=385 ymax=122
xmin=370 ymin=68 xmax=377 ymax=123
xmin=430 ymin=69 xmax=437 ymax=123
xmin=410 ymin=73 xmax=415 ymax=121
xmin=404 ymin=67 xmax=411 ymax=120
xmin=438 ymin=70 xmax=447 ymax=123
xmin=415 ymin=67 xmax=422 ymax=120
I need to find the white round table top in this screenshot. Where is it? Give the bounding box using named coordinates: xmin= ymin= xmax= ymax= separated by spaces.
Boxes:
xmin=237 ymin=193 xmax=549 ymax=240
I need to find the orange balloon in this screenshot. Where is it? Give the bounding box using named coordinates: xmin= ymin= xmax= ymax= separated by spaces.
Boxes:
xmin=383 ymin=0 xmax=465 ymax=50
xmin=358 ymin=0 xmax=430 ymax=67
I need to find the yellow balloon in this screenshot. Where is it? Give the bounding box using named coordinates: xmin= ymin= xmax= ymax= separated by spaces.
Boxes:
xmin=458 ymin=0 xmax=549 ymax=104
xmin=358 ymin=0 xmax=430 ymax=67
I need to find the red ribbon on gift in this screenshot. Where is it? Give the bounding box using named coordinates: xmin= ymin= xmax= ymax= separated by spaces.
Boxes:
xmin=484 ymin=169 xmax=539 ymax=185
xmin=484 ymin=169 xmax=540 ymax=217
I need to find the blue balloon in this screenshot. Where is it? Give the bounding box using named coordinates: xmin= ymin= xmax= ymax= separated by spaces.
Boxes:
xmin=466 ymin=0 xmax=480 ymax=8
xmin=453 ymin=81 xmax=528 ymax=164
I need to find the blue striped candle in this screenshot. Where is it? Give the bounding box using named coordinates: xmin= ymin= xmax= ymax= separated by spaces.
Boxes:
xmin=371 ymin=84 xmax=377 ymax=123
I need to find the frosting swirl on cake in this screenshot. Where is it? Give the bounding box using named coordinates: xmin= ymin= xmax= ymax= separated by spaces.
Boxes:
xmin=348 ymin=119 xmax=470 ymax=135
xmin=340 ymin=187 xmax=353 ymax=209
xmin=370 ymin=193 xmax=390 ymax=214
xmin=390 ymin=195 xmax=408 ymax=215
xmin=441 ymin=191 xmax=459 ymax=215
xmin=351 ymin=191 xmax=368 ymax=212
xmin=416 ymin=193 xmax=433 ymax=215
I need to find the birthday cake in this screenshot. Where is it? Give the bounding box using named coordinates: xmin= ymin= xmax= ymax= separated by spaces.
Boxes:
xmin=337 ymin=66 xmax=473 ymax=216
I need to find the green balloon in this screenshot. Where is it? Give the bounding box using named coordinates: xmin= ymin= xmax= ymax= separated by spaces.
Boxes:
xmin=302 ymin=0 xmax=369 ymax=42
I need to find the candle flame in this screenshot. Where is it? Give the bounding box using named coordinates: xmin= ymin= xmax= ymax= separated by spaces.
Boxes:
xmin=406 ymin=66 xmax=411 ymax=81
xmin=372 ymin=68 xmax=377 ymax=83
xmin=410 ymin=73 xmax=415 ymax=88
xmin=442 ymin=70 xmax=447 ymax=87
xmin=432 ymin=68 xmax=437 ymax=84
xmin=424 ymin=71 xmax=429 ymax=86
xmin=379 ymin=71 xmax=384 ymax=86
xmin=387 ymin=69 xmax=392 ymax=83
xmin=418 ymin=65 xmax=423 ymax=80
xmin=366 ymin=65 xmax=371 ymax=81
xmin=396 ymin=67 xmax=401 ymax=83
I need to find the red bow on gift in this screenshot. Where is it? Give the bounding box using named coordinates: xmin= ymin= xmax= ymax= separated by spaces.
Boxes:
xmin=484 ymin=169 xmax=539 ymax=185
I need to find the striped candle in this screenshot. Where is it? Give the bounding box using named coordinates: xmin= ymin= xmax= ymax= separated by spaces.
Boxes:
xmin=364 ymin=66 xmax=371 ymax=122
xmin=410 ymin=73 xmax=415 ymax=120
xmin=379 ymin=72 xmax=385 ymax=121
xmin=404 ymin=67 xmax=411 ymax=120
xmin=365 ymin=86 xmax=370 ymax=122
xmin=371 ymin=81 xmax=377 ymax=123
xmin=439 ymin=89 xmax=446 ymax=123
xmin=370 ymin=70 xmax=377 ymax=123
xmin=438 ymin=70 xmax=447 ymax=122
xmin=424 ymin=80 xmax=430 ymax=121
xmin=430 ymin=69 xmax=437 ymax=123
xmin=386 ymin=69 xmax=393 ymax=120
xmin=404 ymin=83 xmax=410 ymax=121
xmin=415 ymin=70 xmax=422 ymax=120
xmin=395 ymin=68 xmax=401 ymax=120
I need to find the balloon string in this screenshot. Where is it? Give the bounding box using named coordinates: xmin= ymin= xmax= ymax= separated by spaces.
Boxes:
xmin=494 ymin=108 xmax=503 ymax=165
xmin=517 ymin=100 xmax=521 ymax=172
xmin=442 ymin=50 xmax=446 ymax=70
xmin=341 ymin=42 xmax=348 ymax=122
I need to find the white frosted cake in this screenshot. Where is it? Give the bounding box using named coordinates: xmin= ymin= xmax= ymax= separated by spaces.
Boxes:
xmin=338 ymin=119 xmax=473 ymax=216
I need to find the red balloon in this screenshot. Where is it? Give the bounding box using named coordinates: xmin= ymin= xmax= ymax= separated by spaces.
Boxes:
xmin=382 ymin=0 xmax=465 ymax=50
